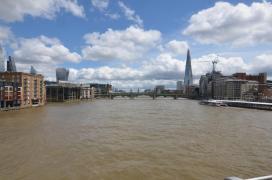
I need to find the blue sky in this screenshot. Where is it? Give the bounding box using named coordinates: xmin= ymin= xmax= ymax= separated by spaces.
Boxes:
xmin=0 ymin=0 xmax=271 ymax=89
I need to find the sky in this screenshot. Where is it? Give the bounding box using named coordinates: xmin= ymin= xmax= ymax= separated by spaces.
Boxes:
xmin=0 ymin=0 xmax=272 ymax=90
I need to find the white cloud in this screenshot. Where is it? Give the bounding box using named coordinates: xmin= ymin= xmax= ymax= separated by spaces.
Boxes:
xmin=91 ymin=0 xmax=109 ymax=11
xmin=105 ymin=13 xmax=120 ymax=20
xmin=69 ymin=52 xmax=271 ymax=89
xmin=249 ymin=53 xmax=272 ymax=74
xmin=142 ymin=53 xmax=185 ymax=80
xmin=0 ymin=26 xmax=13 ymax=44
xmin=183 ymin=1 xmax=272 ymax=46
xmin=164 ymin=40 xmax=189 ymax=56
xmin=0 ymin=0 xmax=85 ymax=22
xmin=12 ymin=35 xmax=81 ymax=78
xmin=82 ymin=26 xmax=161 ymax=61
xmin=118 ymin=1 xmax=143 ymax=27
xmin=191 ymin=54 xmax=249 ymax=77
xmin=14 ymin=35 xmax=81 ymax=64
xmin=68 ymin=53 xmax=185 ymax=89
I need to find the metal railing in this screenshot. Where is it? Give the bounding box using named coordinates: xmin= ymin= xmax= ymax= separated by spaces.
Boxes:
xmin=225 ymin=175 xmax=272 ymax=180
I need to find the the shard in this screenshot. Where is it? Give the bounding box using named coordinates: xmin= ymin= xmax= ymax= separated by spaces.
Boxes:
xmin=184 ymin=49 xmax=193 ymax=86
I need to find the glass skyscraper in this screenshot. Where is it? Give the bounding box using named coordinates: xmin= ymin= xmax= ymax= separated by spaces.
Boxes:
xmin=56 ymin=68 xmax=69 ymax=81
xmin=184 ymin=49 xmax=193 ymax=86
xmin=30 ymin=66 xmax=37 ymax=75
xmin=7 ymin=56 xmax=17 ymax=72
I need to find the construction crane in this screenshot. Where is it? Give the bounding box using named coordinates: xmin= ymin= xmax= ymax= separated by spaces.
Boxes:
xmin=193 ymin=55 xmax=220 ymax=73
xmin=212 ymin=56 xmax=219 ymax=73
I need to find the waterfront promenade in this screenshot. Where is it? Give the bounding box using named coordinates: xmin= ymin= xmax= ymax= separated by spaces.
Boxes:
xmin=200 ymin=99 xmax=272 ymax=111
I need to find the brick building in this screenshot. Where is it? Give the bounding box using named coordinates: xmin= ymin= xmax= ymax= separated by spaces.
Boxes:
xmin=0 ymin=72 xmax=46 ymax=109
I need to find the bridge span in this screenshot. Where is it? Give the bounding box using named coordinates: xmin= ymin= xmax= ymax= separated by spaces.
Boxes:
xmin=97 ymin=92 xmax=187 ymax=100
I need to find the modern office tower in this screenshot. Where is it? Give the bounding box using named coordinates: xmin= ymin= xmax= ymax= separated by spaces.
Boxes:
xmin=30 ymin=66 xmax=37 ymax=75
xmin=56 ymin=68 xmax=69 ymax=81
xmin=176 ymin=81 xmax=183 ymax=91
xmin=0 ymin=45 xmax=5 ymax=72
xmin=7 ymin=56 xmax=17 ymax=72
xmin=184 ymin=49 xmax=193 ymax=87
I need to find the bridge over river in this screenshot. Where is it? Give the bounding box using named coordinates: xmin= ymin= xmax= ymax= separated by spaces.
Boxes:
xmin=97 ymin=92 xmax=188 ymax=100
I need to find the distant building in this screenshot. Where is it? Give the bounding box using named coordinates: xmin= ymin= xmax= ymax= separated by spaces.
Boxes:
xmin=46 ymin=81 xmax=80 ymax=102
xmin=154 ymin=85 xmax=165 ymax=94
xmin=0 ymin=45 xmax=5 ymax=72
xmin=46 ymin=82 xmax=96 ymax=102
xmin=30 ymin=66 xmax=37 ymax=75
xmin=232 ymin=72 xmax=267 ymax=94
xmin=56 ymin=68 xmax=69 ymax=81
xmin=0 ymin=72 xmax=46 ymax=109
xmin=144 ymin=89 xmax=152 ymax=93
xmin=184 ymin=49 xmax=193 ymax=87
xmin=199 ymin=71 xmax=223 ymax=99
xmin=199 ymin=71 xmax=269 ymax=101
xmin=176 ymin=81 xmax=183 ymax=92
xmin=214 ymin=78 xmax=259 ymax=100
xmin=89 ymin=83 xmax=112 ymax=96
xmin=7 ymin=56 xmax=16 ymax=72
xmin=80 ymin=84 xmax=95 ymax=99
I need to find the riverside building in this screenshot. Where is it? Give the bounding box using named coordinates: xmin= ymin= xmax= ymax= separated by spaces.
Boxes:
xmin=0 ymin=72 xmax=46 ymax=109
xmin=199 ymin=71 xmax=271 ymax=101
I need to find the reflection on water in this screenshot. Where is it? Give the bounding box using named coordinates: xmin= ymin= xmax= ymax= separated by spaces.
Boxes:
xmin=0 ymin=99 xmax=271 ymax=180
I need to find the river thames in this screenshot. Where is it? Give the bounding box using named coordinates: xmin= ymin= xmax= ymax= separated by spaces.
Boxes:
xmin=0 ymin=99 xmax=271 ymax=180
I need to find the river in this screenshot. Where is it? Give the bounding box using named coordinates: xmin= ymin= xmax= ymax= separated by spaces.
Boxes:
xmin=0 ymin=99 xmax=271 ymax=180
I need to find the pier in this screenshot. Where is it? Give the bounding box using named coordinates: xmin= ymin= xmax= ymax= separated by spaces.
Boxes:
xmin=225 ymin=175 xmax=272 ymax=180
xmin=201 ymin=99 xmax=272 ymax=111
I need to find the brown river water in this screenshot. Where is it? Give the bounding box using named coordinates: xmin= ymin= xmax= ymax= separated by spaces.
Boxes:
xmin=0 ymin=98 xmax=271 ymax=180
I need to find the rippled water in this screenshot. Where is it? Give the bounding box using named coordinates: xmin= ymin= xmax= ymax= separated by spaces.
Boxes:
xmin=0 ymin=99 xmax=272 ymax=180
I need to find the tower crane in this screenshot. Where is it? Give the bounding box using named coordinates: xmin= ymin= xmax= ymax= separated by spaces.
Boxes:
xmin=193 ymin=55 xmax=220 ymax=73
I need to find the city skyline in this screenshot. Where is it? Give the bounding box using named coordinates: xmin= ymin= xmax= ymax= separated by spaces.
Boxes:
xmin=0 ymin=0 xmax=272 ymax=89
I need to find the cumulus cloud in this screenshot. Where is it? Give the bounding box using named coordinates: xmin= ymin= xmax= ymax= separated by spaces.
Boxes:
xmin=69 ymin=52 xmax=272 ymax=89
xmin=0 ymin=0 xmax=85 ymax=22
xmin=68 ymin=54 xmax=184 ymax=88
xmin=105 ymin=13 xmax=120 ymax=20
xmin=12 ymin=35 xmax=81 ymax=78
xmin=142 ymin=53 xmax=185 ymax=80
xmin=82 ymin=26 xmax=161 ymax=61
xmin=118 ymin=1 xmax=143 ymax=27
xmin=14 ymin=35 xmax=81 ymax=64
xmin=183 ymin=1 xmax=272 ymax=46
xmin=91 ymin=0 xmax=109 ymax=11
xmin=249 ymin=53 xmax=272 ymax=75
xmin=0 ymin=26 xmax=13 ymax=44
xmin=69 ymin=53 xmax=184 ymax=83
xmin=164 ymin=40 xmax=189 ymax=56
xmin=192 ymin=54 xmax=249 ymax=78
